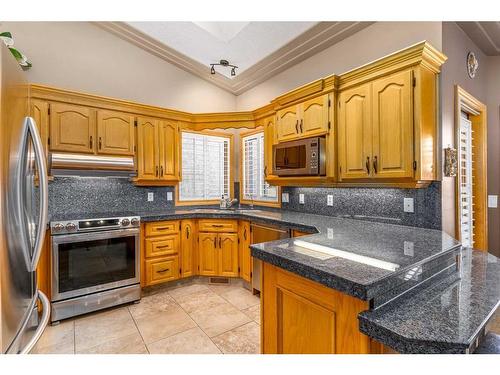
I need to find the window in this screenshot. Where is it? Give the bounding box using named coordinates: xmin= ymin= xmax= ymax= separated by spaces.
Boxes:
xmin=179 ymin=132 xmax=231 ymax=202
xmin=241 ymin=131 xmax=278 ymax=203
xmin=458 ymin=115 xmax=474 ymax=248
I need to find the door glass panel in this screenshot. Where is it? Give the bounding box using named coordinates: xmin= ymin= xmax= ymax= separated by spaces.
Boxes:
xmin=57 ymin=236 xmax=136 ymax=293
xmin=275 ymin=145 xmax=306 ymax=170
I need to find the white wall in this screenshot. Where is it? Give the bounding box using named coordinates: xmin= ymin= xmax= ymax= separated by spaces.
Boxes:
xmin=236 ymin=22 xmax=443 ymax=110
xmin=2 ymin=22 xmax=237 ymax=113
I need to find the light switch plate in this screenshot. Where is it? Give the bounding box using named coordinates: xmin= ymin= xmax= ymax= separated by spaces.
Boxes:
xmin=403 ymin=198 xmax=414 ymax=213
xmin=299 ymin=193 xmax=305 ymax=204
xmin=327 ymin=195 xmax=334 ymax=206
xmin=327 ymin=228 xmax=334 ymax=239
xmin=404 ymin=241 xmax=414 ymax=256
xmin=147 ymin=192 xmax=154 ymax=202
xmin=282 ymin=193 xmax=289 ymax=203
xmin=167 ymin=192 xmax=173 ymax=201
xmin=488 ymin=195 xmax=498 ymax=208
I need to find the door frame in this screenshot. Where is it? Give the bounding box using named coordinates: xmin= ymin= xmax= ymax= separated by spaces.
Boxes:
xmin=454 ymin=85 xmax=488 ymax=250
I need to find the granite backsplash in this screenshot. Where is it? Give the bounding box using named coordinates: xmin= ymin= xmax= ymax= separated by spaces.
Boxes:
xmin=47 ymin=177 xmax=441 ymax=230
xmin=47 ymin=177 xmax=175 ymax=217
xmin=280 ymin=182 xmax=441 ymax=229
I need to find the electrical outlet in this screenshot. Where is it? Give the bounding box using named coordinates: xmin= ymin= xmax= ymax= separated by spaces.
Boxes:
xmin=327 ymin=228 xmax=334 ymax=239
xmin=147 ymin=192 xmax=154 ymax=202
xmin=327 ymin=195 xmax=334 ymax=206
xmin=403 ymin=198 xmax=414 ymax=213
xmin=282 ymin=193 xmax=289 ymax=203
xmin=167 ymin=192 xmax=173 ymax=201
xmin=299 ymin=193 xmax=305 ymax=204
xmin=488 ymin=195 xmax=498 ymax=208
xmin=404 ymin=241 xmax=414 ymax=256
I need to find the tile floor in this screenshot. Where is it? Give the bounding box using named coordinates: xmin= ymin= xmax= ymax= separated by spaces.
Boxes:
xmin=32 ymin=281 xmax=260 ymax=354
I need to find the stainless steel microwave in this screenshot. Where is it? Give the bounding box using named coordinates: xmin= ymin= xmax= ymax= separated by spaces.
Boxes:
xmin=273 ymin=137 xmax=326 ymax=176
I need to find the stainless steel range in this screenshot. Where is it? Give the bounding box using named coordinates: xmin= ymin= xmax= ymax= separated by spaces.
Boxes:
xmin=50 ymin=215 xmax=141 ymax=322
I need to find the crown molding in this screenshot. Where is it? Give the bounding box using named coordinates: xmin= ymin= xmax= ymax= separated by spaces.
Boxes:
xmin=456 ymin=21 xmax=500 ymax=56
xmin=93 ymin=21 xmax=373 ymax=96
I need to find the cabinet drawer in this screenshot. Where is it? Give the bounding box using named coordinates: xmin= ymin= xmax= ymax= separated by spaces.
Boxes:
xmin=145 ymin=234 xmax=179 ymax=258
xmin=145 ymin=221 xmax=180 ymax=237
xmin=198 ymin=219 xmax=238 ymax=233
xmin=145 ymin=256 xmax=179 ymax=286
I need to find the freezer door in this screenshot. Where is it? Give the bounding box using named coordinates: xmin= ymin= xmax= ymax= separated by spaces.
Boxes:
xmin=2 ymin=116 xmax=48 ymax=354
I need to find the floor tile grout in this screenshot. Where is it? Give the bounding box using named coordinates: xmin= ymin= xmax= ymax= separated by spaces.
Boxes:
xmin=127 ymin=304 xmax=150 ymax=354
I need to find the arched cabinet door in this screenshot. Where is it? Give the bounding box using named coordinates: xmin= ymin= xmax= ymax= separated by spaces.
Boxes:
xmin=198 ymin=232 xmax=218 ymax=276
xmin=338 ymin=83 xmax=372 ymax=180
xmin=158 ymin=119 xmax=179 ymax=181
xmin=218 ymin=233 xmax=239 ymax=277
xmin=300 ymin=94 xmax=329 ymax=137
xmin=276 ymin=105 xmax=300 ymax=142
xmin=371 ymin=69 xmax=414 ymax=179
xmin=49 ymin=103 xmax=96 ymax=154
xmin=136 ymin=117 xmax=158 ymax=180
xmin=96 ymin=110 xmax=135 ymax=156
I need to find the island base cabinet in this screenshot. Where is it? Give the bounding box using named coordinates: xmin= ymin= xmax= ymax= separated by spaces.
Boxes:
xmin=261 ymin=262 xmax=373 ymax=354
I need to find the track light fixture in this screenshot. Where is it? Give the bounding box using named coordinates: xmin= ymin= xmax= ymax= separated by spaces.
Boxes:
xmin=210 ymin=59 xmax=238 ymax=77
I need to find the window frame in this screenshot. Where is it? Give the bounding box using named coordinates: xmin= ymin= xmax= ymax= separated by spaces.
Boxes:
xmin=176 ymin=129 xmax=234 ymax=206
xmin=239 ymin=128 xmax=281 ymax=208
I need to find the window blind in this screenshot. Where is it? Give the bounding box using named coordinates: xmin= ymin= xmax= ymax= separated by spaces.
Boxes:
xmin=459 ymin=116 xmax=474 ymax=248
xmin=242 ymin=132 xmax=277 ymax=202
xmin=179 ymin=132 xmax=230 ymax=201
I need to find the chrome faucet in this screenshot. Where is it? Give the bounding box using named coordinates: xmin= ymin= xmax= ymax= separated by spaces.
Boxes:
xmin=220 ymin=195 xmax=238 ymax=209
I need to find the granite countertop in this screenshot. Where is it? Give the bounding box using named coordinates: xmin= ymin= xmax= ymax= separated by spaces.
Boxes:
xmin=359 ymin=249 xmax=500 ymax=353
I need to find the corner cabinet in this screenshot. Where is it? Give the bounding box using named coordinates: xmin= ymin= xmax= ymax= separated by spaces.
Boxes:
xmin=276 ymin=94 xmax=330 ymax=143
xmin=136 ymin=117 xmax=180 ymax=184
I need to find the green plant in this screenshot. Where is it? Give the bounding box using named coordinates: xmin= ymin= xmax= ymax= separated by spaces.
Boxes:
xmin=0 ymin=31 xmax=32 ymax=70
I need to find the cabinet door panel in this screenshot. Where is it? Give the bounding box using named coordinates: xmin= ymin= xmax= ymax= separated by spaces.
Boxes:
xmin=300 ymin=95 xmax=329 ymax=137
xmin=158 ymin=120 xmax=179 ymax=180
xmin=239 ymin=221 xmax=251 ymax=282
xmin=31 ymin=100 xmax=49 ymax=158
xmin=136 ymin=117 xmax=158 ymax=180
xmin=338 ymin=84 xmax=372 ymax=179
xmin=276 ymin=105 xmax=300 ymax=142
xmin=372 ymin=70 xmax=413 ymax=178
xmin=50 ymin=103 xmax=95 ymax=153
xmin=181 ymin=220 xmax=196 ymax=278
xmin=97 ymin=110 xmax=134 ymax=156
xmin=263 ymin=116 xmax=275 ymax=179
xmin=145 ymin=256 xmax=179 ymax=286
xmin=198 ymin=232 xmax=218 ymax=276
xmin=219 ymin=233 xmax=239 ymax=277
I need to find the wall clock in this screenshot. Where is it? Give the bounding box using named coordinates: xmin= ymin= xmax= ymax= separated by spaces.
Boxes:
xmin=467 ymin=51 xmax=478 ymax=79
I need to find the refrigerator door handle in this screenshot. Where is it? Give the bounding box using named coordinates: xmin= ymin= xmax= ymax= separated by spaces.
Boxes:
xmin=19 ymin=290 xmax=50 ymax=354
xmin=25 ymin=117 xmax=48 ymax=272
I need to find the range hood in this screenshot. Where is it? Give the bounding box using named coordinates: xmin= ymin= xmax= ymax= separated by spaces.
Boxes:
xmin=49 ymin=153 xmax=135 ymax=177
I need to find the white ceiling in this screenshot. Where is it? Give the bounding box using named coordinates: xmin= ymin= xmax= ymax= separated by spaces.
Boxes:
xmin=125 ymin=22 xmax=318 ymax=78
xmin=457 ymin=22 xmax=500 ymax=56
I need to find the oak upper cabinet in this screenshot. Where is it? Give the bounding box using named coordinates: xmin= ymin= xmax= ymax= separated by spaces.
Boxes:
xmin=49 ymin=103 xmax=96 ymax=154
xmin=371 ymin=69 xmax=413 ymax=179
xmin=31 ymin=99 xmax=49 ymax=158
xmin=239 ymin=221 xmax=252 ymax=282
xmin=136 ymin=117 xmax=158 ymax=180
xmin=276 ymin=94 xmax=329 ymax=143
xmin=262 ymin=116 xmax=276 ymax=179
xmin=300 ymin=95 xmax=330 ymax=138
xmin=276 ymin=105 xmax=300 ymax=142
xmin=158 ymin=119 xmax=179 ymax=181
xmin=338 ymin=69 xmax=414 ymax=181
xmin=181 ymin=220 xmax=196 ymax=278
xmin=136 ymin=117 xmax=179 ymax=184
xmin=96 ymin=110 xmax=135 ymax=156
xmin=198 ymin=232 xmax=218 ymax=276
xmin=338 ymin=84 xmax=372 ymax=179
xmin=219 ymin=233 xmax=239 ymax=277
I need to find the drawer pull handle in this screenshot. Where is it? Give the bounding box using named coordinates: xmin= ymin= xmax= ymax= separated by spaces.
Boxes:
xmin=211 ymin=224 xmax=224 ymax=228
xmin=155 ymin=227 xmax=170 ymax=231
xmin=157 ymin=268 xmax=170 ymax=273
xmin=156 ymin=245 xmax=170 ymax=249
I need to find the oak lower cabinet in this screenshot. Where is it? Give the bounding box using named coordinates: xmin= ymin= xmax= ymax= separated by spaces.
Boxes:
xmin=198 ymin=220 xmax=239 ymax=277
xmin=49 ymin=102 xmax=96 ymax=154
xmin=180 ymin=220 xmax=196 ymax=278
xmin=136 ymin=117 xmax=180 ymax=184
xmin=276 ymin=94 xmax=330 ymax=143
xmin=96 ymin=110 xmax=135 ymax=156
xmin=142 ymin=221 xmax=181 ymax=287
xmin=239 ymin=221 xmax=252 ymax=282
xmin=261 ymin=262 xmax=373 ymax=354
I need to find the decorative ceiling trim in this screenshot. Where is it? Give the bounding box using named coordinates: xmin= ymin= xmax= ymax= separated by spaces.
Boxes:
xmin=93 ymin=21 xmax=373 ymax=95
xmin=456 ymin=21 xmax=500 ymax=56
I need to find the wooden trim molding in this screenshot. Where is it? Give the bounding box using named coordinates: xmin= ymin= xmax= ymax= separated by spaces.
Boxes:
xmin=454 ymin=85 xmax=488 ymax=251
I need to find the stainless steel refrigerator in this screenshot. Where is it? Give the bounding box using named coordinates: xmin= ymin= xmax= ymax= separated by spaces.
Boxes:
xmin=1 ymin=43 xmax=50 ymax=353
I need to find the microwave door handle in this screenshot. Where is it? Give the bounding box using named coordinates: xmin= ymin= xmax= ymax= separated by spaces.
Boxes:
xmin=19 ymin=290 xmax=50 ymax=354
xmin=26 ymin=117 xmax=49 ymax=271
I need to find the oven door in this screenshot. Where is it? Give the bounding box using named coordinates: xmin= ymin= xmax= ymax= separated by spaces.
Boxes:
xmin=273 ymin=139 xmax=314 ymax=176
xmin=51 ymin=228 xmax=140 ymax=302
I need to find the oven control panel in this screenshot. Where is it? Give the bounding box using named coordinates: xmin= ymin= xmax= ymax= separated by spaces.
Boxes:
xmin=50 ymin=216 xmax=141 ymax=235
